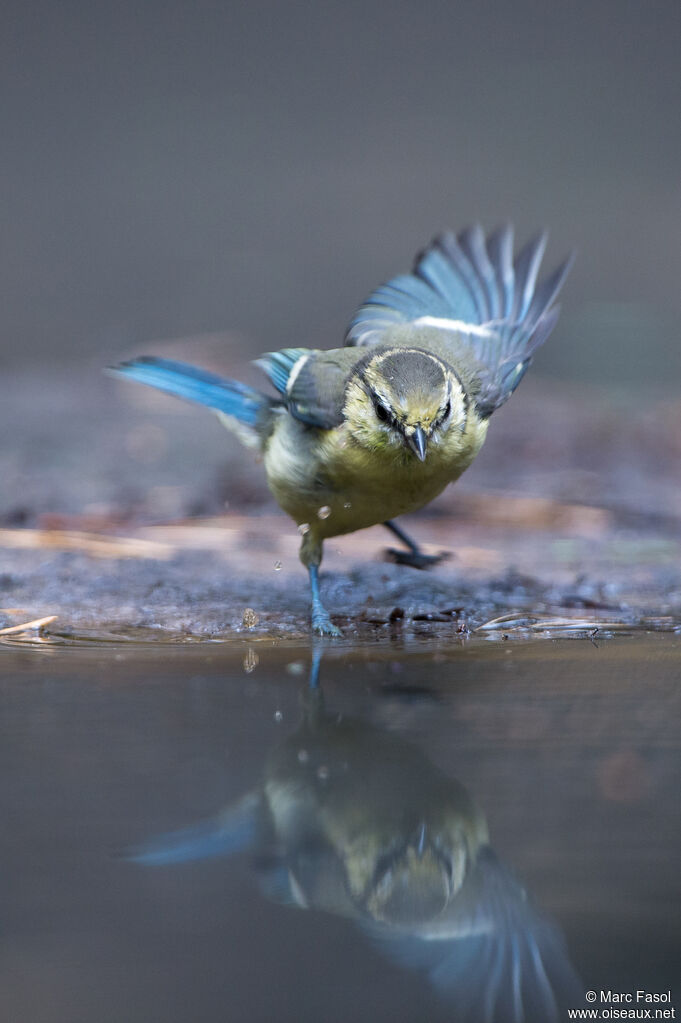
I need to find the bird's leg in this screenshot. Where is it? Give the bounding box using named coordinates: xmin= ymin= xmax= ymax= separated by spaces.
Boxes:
xmin=298 ymin=647 xmax=325 ymax=725
xmin=383 ymin=519 xmax=451 ymax=570
xmin=308 ymin=565 xmax=342 ymax=636
xmin=300 ymin=531 xmax=342 ymax=637
xmin=308 ymin=645 xmax=324 ymax=690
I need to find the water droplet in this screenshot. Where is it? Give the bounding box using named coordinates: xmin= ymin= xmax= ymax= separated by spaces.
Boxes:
xmin=297 ymin=748 xmax=309 ymax=763
xmin=242 ymin=608 xmax=259 ymax=629
xmin=286 ymin=661 xmax=305 ymax=675
xmin=298 ymin=523 xmax=310 ymax=536
xmin=317 ymin=505 xmax=331 ymax=520
xmin=274 ymin=710 xmax=283 ymax=722
xmin=274 ymin=560 xmax=282 ymax=571
xmin=317 ymin=764 xmax=329 ymax=781
xmin=343 ymin=501 xmax=352 ymax=509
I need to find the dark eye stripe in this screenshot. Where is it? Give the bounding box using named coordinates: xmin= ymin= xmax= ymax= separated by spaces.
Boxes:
xmin=430 ymin=398 xmax=452 ymax=430
xmin=374 ymin=401 xmax=390 ymax=423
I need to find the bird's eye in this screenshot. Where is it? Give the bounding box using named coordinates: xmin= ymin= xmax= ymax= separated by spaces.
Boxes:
xmin=434 ymin=400 xmax=451 ymax=428
xmin=374 ymin=401 xmax=390 ymax=423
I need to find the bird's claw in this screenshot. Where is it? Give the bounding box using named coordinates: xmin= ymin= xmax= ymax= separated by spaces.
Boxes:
xmin=384 ymin=547 xmax=451 ymax=571
xmin=311 ymin=610 xmax=342 ymax=637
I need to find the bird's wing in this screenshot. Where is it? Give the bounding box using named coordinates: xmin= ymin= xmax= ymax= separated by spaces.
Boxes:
xmin=346 ymin=225 xmax=574 ymax=416
xmin=425 ymin=847 xmax=582 ymax=1022
xmin=367 ymin=847 xmax=581 ymax=1023
xmin=255 ymin=347 xmax=359 ymax=429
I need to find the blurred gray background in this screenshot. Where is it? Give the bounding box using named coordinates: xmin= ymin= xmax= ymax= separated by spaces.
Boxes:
xmin=2 ymin=0 xmax=680 ymax=387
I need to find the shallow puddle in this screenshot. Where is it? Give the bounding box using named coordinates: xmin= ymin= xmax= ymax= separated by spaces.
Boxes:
xmin=1 ymin=633 xmax=679 ymax=1022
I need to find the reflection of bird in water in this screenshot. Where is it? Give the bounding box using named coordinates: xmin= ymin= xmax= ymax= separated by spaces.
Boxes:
xmin=128 ymin=668 xmax=581 ymax=1022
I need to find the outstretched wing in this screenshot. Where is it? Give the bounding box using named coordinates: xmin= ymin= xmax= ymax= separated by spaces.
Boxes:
xmin=346 ymin=225 xmax=574 ymax=416
xmin=367 ymin=847 xmax=582 ymax=1023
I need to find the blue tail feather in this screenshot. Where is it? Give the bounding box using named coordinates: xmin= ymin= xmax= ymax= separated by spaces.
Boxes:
xmin=124 ymin=793 xmax=260 ymax=866
xmin=110 ymin=356 xmax=272 ymax=426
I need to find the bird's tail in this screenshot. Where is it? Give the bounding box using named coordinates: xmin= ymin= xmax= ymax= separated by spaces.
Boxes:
xmin=123 ymin=792 xmax=261 ymax=865
xmin=109 ymin=356 xmax=278 ymax=448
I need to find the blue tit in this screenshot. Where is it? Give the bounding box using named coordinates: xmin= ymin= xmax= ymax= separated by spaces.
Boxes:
xmin=127 ymin=675 xmax=581 ymax=1021
xmin=111 ymin=224 xmax=573 ymax=635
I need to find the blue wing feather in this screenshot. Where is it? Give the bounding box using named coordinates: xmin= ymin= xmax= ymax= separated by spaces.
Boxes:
xmin=369 ymin=847 xmax=581 ymax=1022
xmin=415 ymin=247 xmax=480 ymax=322
xmin=433 ymin=231 xmax=487 ymax=322
xmin=458 ymin=224 xmax=499 ymax=320
xmin=486 ymin=225 xmax=515 ymax=319
xmin=511 ymin=232 xmax=548 ymax=322
xmin=254 ymin=347 xmax=311 ymax=396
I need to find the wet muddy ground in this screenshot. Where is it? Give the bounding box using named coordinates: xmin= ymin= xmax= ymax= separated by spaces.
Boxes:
xmin=2 ymin=356 xmax=680 ymax=641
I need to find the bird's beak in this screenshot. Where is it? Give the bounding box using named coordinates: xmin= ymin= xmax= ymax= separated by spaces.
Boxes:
xmin=407 ymin=426 xmax=428 ymax=461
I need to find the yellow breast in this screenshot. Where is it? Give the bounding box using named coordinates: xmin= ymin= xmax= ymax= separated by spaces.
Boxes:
xmin=263 ymin=413 xmax=488 ymax=540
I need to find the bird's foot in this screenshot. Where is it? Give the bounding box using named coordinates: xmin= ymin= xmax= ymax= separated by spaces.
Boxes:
xmin=384 ymin=548 xmax=452 ymax=571
xmin=311 ymin=608 xmax=342 ymax=637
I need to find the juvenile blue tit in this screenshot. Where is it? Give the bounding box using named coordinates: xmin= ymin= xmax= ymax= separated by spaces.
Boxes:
xmin=112 ymin=224 xmax=573 ymax=635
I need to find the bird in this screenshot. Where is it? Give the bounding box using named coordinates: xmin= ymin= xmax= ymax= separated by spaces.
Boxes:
xmin=111 ymin=224 xmax=573 ymax=635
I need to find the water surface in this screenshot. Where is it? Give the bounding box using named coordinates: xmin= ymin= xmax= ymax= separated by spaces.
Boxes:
xmin=1 ymin=634 xmax=679 ymax=1022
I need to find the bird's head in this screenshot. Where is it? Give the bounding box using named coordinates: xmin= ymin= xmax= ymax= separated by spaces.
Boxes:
xmin=343 ymin=348 xmax=467 ymax=460
xmin=362 ymin=822 xmax=467 ymax=926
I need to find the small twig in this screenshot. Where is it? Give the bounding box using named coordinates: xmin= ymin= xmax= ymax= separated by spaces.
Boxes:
xmin=527 ymin=618 xmax=625 ymax=631
xmin=0 ymin=615 xmax=58 ymax=636
xmin=476 ymin=612 xmax=631 ymax=635
xmin=475 ymin=611 xmax=532 ymax=631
